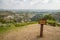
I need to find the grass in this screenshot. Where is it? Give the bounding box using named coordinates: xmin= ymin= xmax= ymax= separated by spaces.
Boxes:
xmin=15 ymin=23 xmax=27 ymax=27
xmin=0 ymin=24 xmax=15 ymax=34
xmin=14 ymin=22 xmax=37 ymax=27
xmin=0 ymin=27 xmax=10 ymax=33
xmin=0 ymin=22 xmax=37 ymax=34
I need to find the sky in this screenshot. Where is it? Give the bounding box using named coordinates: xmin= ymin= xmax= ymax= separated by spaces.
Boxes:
xmin=0 ymin=0 xmax=60 ymax=10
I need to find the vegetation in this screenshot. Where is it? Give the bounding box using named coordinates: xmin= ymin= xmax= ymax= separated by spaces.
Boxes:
xmin=44 ymin=14 xmax=55 ymax=20
xmin=0 ymin=24 xmax=14 ymax=33
xmin=31 ymin=14 xmax=43 ymax=21
xmin=43 ymin=14 xmax=56 ymax=26
xmin=0 ymin=22 xmax=37 ymax=33
xmin=0 ymin=10 xmax=60 ymax=34
xmin=47 ymin=20 xmax=56 ymax=26
xmin=56 ymin=23 xmax=60 ymax=26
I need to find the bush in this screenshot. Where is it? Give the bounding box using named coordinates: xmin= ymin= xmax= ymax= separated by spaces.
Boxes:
xmin=0 ymin=24 xmax=11 ymax=28
xmin=14 ymin=23 xmax=27 ymax=27
xmin=47 ymin=20 xmax=56 ymax=26
xmin=57 ymin=23 xmax=60 ymax=26
xmin=26 ymin=22 xmax=37 ymax=25
xmin=14 ymin=22 xmax=37 ymax=27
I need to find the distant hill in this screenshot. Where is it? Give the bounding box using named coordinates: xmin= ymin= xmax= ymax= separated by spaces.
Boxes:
xmin=0 ymin=10 xmax=57 ymax=19
xmin=0 ymin=9 xmax=60 ymax=23
xmin=0 ymin=11 xmax=16 ymax=16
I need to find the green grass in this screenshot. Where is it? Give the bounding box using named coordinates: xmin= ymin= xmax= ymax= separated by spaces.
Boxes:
xmin=14 ymin=23 xmax=27 ymax=27
xmin=0 ymin=27 xmax=10 ymax=33
xmin=14 ymin=22 xmax=37 ymax=27
xmin=0 ymin=24 xmax=15 ymax=34
xmin=0 ymin=22 xmax=37 ymax=34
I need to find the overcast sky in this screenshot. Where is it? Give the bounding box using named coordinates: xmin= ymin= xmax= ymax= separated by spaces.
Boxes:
xmin=0 ymin=0 xmax=60 ymax=10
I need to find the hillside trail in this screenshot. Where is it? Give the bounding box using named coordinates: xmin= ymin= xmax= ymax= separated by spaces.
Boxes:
xmin=0 ymin=24 xmax=60 ymax=40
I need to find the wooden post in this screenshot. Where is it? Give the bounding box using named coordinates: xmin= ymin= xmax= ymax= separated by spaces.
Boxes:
xmin=39 ymin=18 xmax=46 ymax=37
xmin=40 ymin=24 xmax=43 ymax=37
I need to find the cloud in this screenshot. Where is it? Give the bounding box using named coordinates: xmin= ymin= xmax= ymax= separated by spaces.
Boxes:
xmin=0 ymin=0 xmax=60 ymax=10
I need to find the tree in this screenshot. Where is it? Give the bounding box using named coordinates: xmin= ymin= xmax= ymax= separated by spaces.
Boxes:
xmin=23 ymin=12 xmax=31 ymax=22
xmin=44 ymin=14 xmax=55 ymax=20
xmin=44 ymin=14 xmax=56 ymax=26
xmin=31 ymin=14 xmax=43 ymax=21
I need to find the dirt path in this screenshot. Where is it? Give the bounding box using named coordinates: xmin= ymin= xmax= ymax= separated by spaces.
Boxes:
xmin=1 ymin=24 xmax=60 ymax=40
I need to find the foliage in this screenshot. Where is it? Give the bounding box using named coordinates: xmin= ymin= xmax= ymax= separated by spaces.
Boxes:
xmin=14 ymin=22 xmax=37 ymax=27
xmin=26 ymin=22 xmax=37 ymax=25
xmin=43 ymin=14 xmax=56 ymax=26
xmin=56 ymin=23 xmax=60 ymax=26
xmin=0 ymin=24 xmax=14 ymax=33
xmin=0 ymin=18 xmax=5 ymax=23
xmin=0 ymin=22 xmax=37 ymax=33
xmin=31 ymin=14 xmax=43 ymax=21
xmin=53 ymin=12 xmax=60 ymax=22
xmin=47 ymin=20 xmax=56 ymax=26
xmin=14 ymin=23 xmax=27 ymax=27
xmin=44 ymin=14 xmax=56 ymax=20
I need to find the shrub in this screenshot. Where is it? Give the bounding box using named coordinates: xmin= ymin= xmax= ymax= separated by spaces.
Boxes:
xmin=14 ymin=22 xmax=37 ymax=27
xmin=0 ymin=24 xmax=11 ymax=28
xmin=14 ymin=23 xmax=27 ymax=27
xmin=27 ymin=22 xmax=35 ymax=24
xmin=47 ymin=20 xmax=56 ymax=26
xmin=57 ymin=23 xmax=60 ymax=26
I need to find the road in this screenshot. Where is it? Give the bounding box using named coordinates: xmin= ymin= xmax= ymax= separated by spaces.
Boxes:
xmin=1 ymin=24 xmax=60 ymax=40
